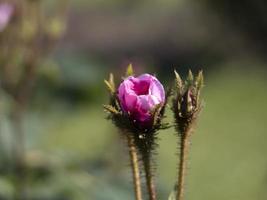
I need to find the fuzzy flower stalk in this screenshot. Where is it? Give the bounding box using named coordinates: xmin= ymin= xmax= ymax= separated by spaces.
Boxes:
xmin=172 ymin=70 xmax=204 ymax=200
xmin=104 ymin=65 xmax=169 ymax=200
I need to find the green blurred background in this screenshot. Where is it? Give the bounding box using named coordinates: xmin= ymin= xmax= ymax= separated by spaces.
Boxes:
xmin=0 ymin=0 xmax=267 ymax=199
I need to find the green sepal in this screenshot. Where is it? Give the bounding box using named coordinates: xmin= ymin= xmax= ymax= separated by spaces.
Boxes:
xmin=174 ymin=70 xmax=183 ymax=93
xmin=186 ymin=69 xmax=194 ymax=87
xmin=150 ymin=104 xmax=163 ymax=126
xmin=103 ymin=104 xmax=120 ymax=115
xmin=195 ymin=70 xmax=204 ymax=90
xmin=195 ymin=70 xmax=204 ymax=105
xmin=126 ymin=63 xmax=134 ymax=77
xmin=174 ymin=70 xmax=183 ymax=89
xmin=104 ymin=73 xmax=115 ymax=94
xmin=188 ymin=70 xmax=194 ymax=81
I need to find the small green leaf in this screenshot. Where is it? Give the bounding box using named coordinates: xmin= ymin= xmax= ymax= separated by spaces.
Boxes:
xmin=104 ymin=73 xmax=115 ymax=94
xmin=150 ymin=104 xmax=162 ymax=126
xmin=103 ymin=105 xmax=120 ymax=115
xmin=174 ymin=70 xmax=183 ymax=90
xmin=126 ymin=63 xmax=134 ymax=77
xmin=108 ymin=73 xmax=115 ymax=91
xmin=195 ymin=70 xmax=204 ymax=104
xmin=195 ymin=70 xmax=204 ymax=90
xmin=104 ymin=80 xmax=114 ymax=94
xmin=187 ymin=70 xmax=194 ymax=83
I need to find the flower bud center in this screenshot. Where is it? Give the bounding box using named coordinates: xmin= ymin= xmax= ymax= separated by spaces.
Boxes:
xmin=134 ymin=81 xmax=150 ymax=96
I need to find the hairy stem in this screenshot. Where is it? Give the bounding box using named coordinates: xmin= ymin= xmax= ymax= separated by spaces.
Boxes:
xmin=143 ymin=155 xmax=156 ymax=200
xmin=126 ymin=135 xmax=143 ymax=200
xmin=177 ymin=134 xmax=190 ymax=200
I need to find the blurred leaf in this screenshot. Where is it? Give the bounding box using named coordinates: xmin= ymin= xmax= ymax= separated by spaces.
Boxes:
xmin=186 ymin=70 xmax=194 ymax=85
xmin=108 ymin=73 xmax=115 ymax=92
xmin=0 ymin=178 xmax=14 ymax=199
xmin=195 ymin=70 xmax=204 ymax=90
xmin=104 ymin=76 xmax=115 ymax=94
xmin=168 ymin=187 xmax=177 ymax=200
xmin=45 ymin=18 xmax=66 ymax=39
xmin=38 ymin=60 xmax=62 ymax=83
xmin=150 ymin=103 xmax=162 ymax=126
xmin=174 ymin=70 xmax=183 ymax=91
xmin=125 ymin=63 xmax=134 ymax=77
xmin=103 ymin=104 xmax=119 ymax=115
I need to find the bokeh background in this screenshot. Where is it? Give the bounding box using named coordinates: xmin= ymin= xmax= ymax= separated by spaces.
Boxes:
xmin=0 ymin=0 xmax=267 ymax=199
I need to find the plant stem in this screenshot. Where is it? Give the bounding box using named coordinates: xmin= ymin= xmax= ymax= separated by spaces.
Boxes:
xmin=143 ymin=155 xmax=156 ymax=200
xmin=177 ymin=134 xmax=190 ymax=200
xmin=11 ymin=105 xmax=27 ymax=200
xmin=11 ymin=55 xmax=37 ymax=200
xmin=126 ymin=135 xmax=143 ymax=200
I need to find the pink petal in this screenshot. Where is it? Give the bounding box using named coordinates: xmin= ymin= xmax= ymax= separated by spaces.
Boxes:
xmin=124 ymin=92 xmax=137 ymax=111
xmin=149 ymin=79 xmax=165 ymax=102
xmin=117 ymin=73 xmax=165 ymax=126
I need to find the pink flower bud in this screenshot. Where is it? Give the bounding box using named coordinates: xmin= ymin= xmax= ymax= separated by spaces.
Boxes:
xmin=0 ymin=3 xmax=14 ymax=32
xmin=118 ymin=74 xmax=165 ymax=127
